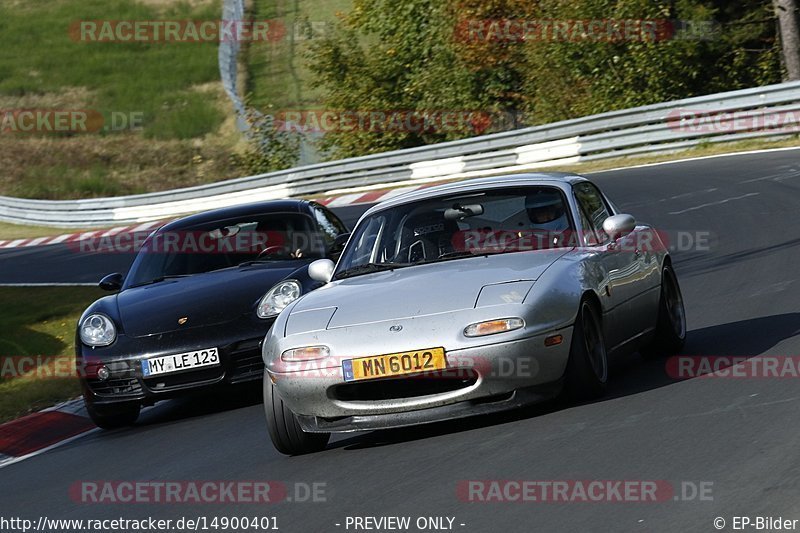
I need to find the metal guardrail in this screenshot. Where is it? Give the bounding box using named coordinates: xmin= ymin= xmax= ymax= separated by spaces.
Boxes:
xmin=2 ymin=80 xmax=799 ymax=227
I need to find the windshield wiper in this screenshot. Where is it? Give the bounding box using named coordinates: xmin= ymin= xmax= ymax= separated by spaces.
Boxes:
xmin=435 ymin=250 xmax=482 ymax=261
xmin=413 ymin=250 xmax=488 ymax=265
xmin=237 ymin=259 xmax=276 ymax=268
xmin=130 ymin=274 xmax=190 ymax=288
xmin=334 ymin=262 xmax=408 ymax=280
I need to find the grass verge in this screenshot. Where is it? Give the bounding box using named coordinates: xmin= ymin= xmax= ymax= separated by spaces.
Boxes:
xmin=0 ymin=287 xmax=104 ymax=423
xmin=0 ymin=0 xmax=244 ymax=200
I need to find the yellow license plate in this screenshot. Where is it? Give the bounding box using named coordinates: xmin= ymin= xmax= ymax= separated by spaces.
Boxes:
xmin=342 ymin=348 xmax=446 ymax=382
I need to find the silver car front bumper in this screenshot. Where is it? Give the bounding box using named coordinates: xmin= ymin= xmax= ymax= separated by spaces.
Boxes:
xmin=268 ymin=327 xmax=573 ymax=432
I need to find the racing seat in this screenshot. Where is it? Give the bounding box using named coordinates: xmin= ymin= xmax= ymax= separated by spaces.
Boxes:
xmin=397 ymin=212 xmax=459 ymax=263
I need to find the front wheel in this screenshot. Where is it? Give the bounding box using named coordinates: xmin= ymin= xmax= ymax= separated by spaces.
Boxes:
xmin=264 ymin=375 xmax=330 ymax=455
xmin=563 ymin=299 xmax=608 ymax=401
xmin=84 ymin=395 xmax=140 ymax=429
xmin=641 ymin=265 xmax=687 ymax=357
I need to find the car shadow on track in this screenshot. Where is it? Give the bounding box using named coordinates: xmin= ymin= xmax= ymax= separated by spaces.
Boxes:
xmin=331 ymin=313 xmax=800 ymax=451
xmin=134 ymin=382 xmax=262 ymax=427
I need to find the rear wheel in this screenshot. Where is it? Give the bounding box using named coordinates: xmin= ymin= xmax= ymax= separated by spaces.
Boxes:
xmin=642 ymin=265 xmax=686 ymax=357
xmin=564 ymin=299 xmax=608 ymax=401
xmin=84 ymin=396 xmax=140 ymax=429
xmin=264 ymin=375 xmax=330 ymax=455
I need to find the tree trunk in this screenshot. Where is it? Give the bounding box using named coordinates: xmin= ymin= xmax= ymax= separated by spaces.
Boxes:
xmin=774 ymin=0 xmax=800 ymax=80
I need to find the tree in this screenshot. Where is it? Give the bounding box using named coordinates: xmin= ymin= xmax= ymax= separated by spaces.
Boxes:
xmin=773 ymin=0 xmax=800 ymax=79
xmin=307 ymin=0 xmax=534 ymax=160
xmin=307 ymin=0 xmax=785 ymax=157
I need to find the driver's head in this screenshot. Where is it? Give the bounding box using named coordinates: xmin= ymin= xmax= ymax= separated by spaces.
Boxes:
xmin=525 ymin=191 xmax=565 ymax=224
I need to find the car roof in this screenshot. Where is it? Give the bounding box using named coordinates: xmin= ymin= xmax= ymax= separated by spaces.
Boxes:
xmin=362 ymin=172 xmax=589 ymax=217
xmin=160 ymin=199 xmax=310 ymax=231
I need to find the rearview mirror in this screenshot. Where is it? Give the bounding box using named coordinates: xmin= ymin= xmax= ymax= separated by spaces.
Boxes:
xmin=602 ymin=214 xmax=636 ymax=241
xmin=444 ymin=204 xmax=484 ymax=221
xmin=99 ymin=272 xmax=124 ymax=292
xmin=309 ymin=259 xmax=335 ymax=283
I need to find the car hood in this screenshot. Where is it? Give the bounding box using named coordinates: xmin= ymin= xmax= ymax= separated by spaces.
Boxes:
xmin=117 ymin=262 xmax=306 ymax=337
xmin=290 ymin=250 xmax=567 ymax=330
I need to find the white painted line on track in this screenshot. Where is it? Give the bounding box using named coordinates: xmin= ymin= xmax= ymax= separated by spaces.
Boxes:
xmin=668 ymin=192 xmax=761 ymax=215
xmin=0 ymin=428 xmax=101 ymax=470
xmin=591 ymin=146 xmax=800 ymax=175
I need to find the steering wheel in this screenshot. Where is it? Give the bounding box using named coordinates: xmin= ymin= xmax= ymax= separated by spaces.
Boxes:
xmin=257 ymin=245 xmax=285 ymax=258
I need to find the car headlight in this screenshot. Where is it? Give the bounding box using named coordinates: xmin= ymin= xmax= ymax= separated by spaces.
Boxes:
xmin=281 ymin=346 xmax=329 ymax=362
xmin=464 ymin=318 xmax=524 ymax=337
xmin=80 ymin=314 xmax=117 ymax=346
xmin=257 ymin=280 xmax=302 ymax=318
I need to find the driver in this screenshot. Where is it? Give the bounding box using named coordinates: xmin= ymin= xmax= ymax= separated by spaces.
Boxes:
xmin=525 ymin=191 xmax=569 ymax=231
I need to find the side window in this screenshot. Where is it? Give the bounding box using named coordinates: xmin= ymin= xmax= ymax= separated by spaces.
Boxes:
xmin=573 ymin=182 xmax=611 ymax=246
xmin=311 ymin=204 xmax=348 ymax=246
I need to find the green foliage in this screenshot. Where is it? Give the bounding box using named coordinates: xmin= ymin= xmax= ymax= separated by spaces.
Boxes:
xmin=234 ymin=107 xmax=302 ymax=174
xmin=307 ymin=0 xmax=534 ymax=159
xmin=307 ymin=0 xmax=784 ymax=156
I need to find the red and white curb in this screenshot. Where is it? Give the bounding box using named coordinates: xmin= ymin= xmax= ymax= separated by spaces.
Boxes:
xmin=315 ymin=184 xmax=431 ymax=208
xmin=0 ymin=398 xmax=97 ymax=469
xmin=0 ymin=184 xmax=435 ymax=250
xmin=0 ymin=220 xmax=164 ymax=250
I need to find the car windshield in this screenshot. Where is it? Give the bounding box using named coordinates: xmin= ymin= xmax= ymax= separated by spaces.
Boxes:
xmin=126 ymin=213 xmax=324 ymax=287
xmin=334 ymin=186 xmax=575 ymax=279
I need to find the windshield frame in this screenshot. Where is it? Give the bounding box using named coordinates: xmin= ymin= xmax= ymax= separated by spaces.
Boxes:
xmin=123 ymin=211 xmax=324 ymax=290
xmin=333 ymin=184 xmax=577 ymax=280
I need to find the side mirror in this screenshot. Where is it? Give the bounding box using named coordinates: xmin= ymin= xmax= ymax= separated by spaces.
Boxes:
xmin=308 ymin=259 xmax=335 ymax=283
xmin=602 ymin=214 xmax=636 ymax=241
xmin=99 ymin=272 xmax=124 ymax=292
xmin=328 ymin=233 xmax=351 ymax=261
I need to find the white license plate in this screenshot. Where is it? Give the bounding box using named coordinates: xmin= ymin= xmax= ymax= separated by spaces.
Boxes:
xmin=141 ymin=347 xmax=219 ymax=377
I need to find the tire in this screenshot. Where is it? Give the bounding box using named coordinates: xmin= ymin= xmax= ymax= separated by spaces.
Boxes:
xmin=264 ymin=375 xmax=330 ymax=455
xmin=84 ymin=396 xmax=140 ymax=429
xmin=564 ymin=299 xmax=608 ymax=401
xmin=641 ymin=265 xmax=687 ymax=357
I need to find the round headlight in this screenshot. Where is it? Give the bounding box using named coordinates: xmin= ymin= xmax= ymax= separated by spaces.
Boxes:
xmin=257 ymin=280 xmax=302 ymax=318
xmin=80 ymin=314 xmax=117 ymax=346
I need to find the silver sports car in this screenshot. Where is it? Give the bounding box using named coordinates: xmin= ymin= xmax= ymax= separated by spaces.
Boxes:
xmin=261 ymin=173 xmax=686 ymax=454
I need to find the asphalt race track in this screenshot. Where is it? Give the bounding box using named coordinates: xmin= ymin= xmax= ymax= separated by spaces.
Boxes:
xmin=2 ymin=148 xmax=800 ymax=532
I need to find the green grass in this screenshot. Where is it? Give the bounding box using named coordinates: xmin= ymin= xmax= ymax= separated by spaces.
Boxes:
xmin=0 ymin=287 xmax=105 ymax=423
xmin=0 ymin=222 xmax=94 ymax=240
xmin=245 ymin=0 xmax=352 ymax=111
xmin=0 ymin=0 xmax=224 ymax=140
xmin=6 ymin=163 xmax=147 ymax=200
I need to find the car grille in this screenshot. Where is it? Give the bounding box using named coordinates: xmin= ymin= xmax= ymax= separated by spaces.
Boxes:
xmin=143 ymin=366 xmax=223 ymax=391
xmin=332 ymin=370 xmax=479 ymax=402
xmin=228 ymin=338 xmax=264 ymax=383
xmin=87 ymin=361 xmax=142 ymax=397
